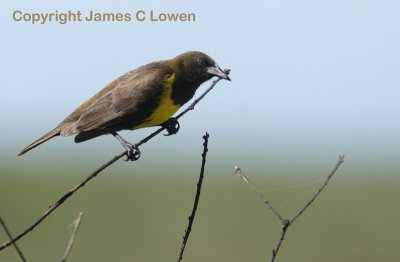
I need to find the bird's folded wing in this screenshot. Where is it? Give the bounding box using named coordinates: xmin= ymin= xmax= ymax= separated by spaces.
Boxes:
xmin=61 ymin=63 xmax=173 ymax=135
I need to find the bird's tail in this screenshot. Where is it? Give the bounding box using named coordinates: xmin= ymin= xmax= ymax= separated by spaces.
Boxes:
xmin=17 ymin=126 xmax=63 ymax=156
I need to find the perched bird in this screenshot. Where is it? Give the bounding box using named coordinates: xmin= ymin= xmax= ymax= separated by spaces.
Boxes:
xmin=18 ymin=51 xmax=230 ymax=159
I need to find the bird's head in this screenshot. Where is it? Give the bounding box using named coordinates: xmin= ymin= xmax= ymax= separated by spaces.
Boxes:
xmin=171 ymin=51 xmax=231 ymax=85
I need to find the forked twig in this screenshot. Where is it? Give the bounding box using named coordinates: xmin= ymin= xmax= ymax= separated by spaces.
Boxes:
xmin=62 ymin=212 xmax=84 ymax=262
xmin=0 ymin=216 xmax=26 ymax=261
xmin=235 ymin=155 xmax=345 ymax=262
xmin=0 ymin=70 xmax=230 ymax=251
xmin=177 ymin=133 xmax=209 ymax=262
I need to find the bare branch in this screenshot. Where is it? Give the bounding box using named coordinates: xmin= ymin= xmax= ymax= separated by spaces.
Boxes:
xmin=62 ymin=212 xmax=84 ymax=262
xmin=270 ymin=220 xmax=290 ymax=262
xmin=177 ymin=132 xmax=209 ymax=262
xmin=290 ymin=155 xmax=345 ymax=224
xmin=0 ymin=216 xmax=27 ymax=262
xmin=0 ymin=152 xmax=123 ymax=251
xmin=0 ymin=70 xmax=230 ymax=251
xmin=235 ymin=155 xmax=345 ymax=262
xmin=234 ymin=166 xmax=285 ymax=223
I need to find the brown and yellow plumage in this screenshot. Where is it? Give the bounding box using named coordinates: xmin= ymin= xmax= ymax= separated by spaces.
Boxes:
xmin=18 ymin=51 xmax=230 ymax=156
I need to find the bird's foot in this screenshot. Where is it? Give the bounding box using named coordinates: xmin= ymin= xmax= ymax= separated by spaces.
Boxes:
xmin=162 ymin=117 xmax=180 ymax=136
xmin=110 ymin=131 xmax=141 ymax=161
xmin=123 ymin=143 xmax=141 ymax=161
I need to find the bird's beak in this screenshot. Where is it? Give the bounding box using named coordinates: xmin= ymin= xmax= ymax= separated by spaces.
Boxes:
xmin=207 ymin=64 xmax=231 ymax=81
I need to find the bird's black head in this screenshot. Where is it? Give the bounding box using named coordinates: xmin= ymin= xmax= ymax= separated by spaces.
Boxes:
xmin=168 ymin=51 xmax=230 ymax=105
xmin=171 ymin=51 xmax=231 ymax=85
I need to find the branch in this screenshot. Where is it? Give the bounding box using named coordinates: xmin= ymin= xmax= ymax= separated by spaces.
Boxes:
xmin=62 ymin=212 xmax=84 ymax=262
xmin=0 ymin=70 xmax=230 ymax=251
xmin=234 ymin=167 xmax=285 ymax=223
xmin=235 ymin=155 xmax=345 ymax=262
xmin=290 ymin=155 xmax=345 ymax=224
xmin=0 ymin=216 xmax=27 ymax=262
xmin=0 ymin=152 xmax=123 ymax=251
xmin=177 ymin=132 xmax=209 ymax=262
xmin=270 ymin=220 xmax=290 ymax=262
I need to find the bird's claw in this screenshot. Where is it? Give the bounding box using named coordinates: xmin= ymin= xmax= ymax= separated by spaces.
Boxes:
xmin=163 ymin=117 xmax=180 ymax=136
xmin=124 ymin=143 xmax=141 ymax=161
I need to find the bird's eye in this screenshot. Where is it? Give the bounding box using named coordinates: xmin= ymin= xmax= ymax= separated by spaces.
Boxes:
xmin=197 ymin=59 xmax=205 ymax=66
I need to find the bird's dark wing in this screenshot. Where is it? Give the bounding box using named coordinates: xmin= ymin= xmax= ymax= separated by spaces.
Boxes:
xmin=60 ymin=62 xmax=173 ymax=136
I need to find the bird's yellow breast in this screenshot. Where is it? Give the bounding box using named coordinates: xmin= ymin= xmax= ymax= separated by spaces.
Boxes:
xmin=135 ymin=73 xmax=180 ymax=128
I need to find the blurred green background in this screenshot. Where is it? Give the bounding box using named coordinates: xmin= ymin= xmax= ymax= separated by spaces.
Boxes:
xmin=1 ymin=0 xmax=400 ymax=261
xmin=1 ymin=158 xmax=399 ymax=261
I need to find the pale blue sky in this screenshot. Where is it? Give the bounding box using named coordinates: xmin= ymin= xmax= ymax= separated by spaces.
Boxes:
xmin=1 ymin=0 xmax=399 ymax=178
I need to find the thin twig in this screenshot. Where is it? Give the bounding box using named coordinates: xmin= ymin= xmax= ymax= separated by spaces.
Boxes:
xmin=0 ymin=216 xmax=27 ymax=262
xmin=0 ymin=70 xmax=230 ymax=251
xmin=0 ymin=152 xmax=123 ymax=251
xmin=177 ymin=132 xmax=209 ymax=262
xmin=235 ymin=155 xmax=345 ymax=262
xmin=234 ymin=167 xmax=285 ymax=223
xmin=62 ymin=212 xmax=84 ymax=262
xmin=290 ymin=155 xmax=345 ymax=224
xmin=271 ymin=155 xmax=345 ymax=262
xmin=270 ymin=220 xmax=290 ymax=262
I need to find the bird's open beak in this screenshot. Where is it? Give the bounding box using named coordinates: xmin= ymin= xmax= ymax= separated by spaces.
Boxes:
xmin=207 ymin=64 xmax=231 ymax=81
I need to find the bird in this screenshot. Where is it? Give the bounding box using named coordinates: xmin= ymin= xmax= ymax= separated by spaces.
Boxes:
xmin=18 ymin=51 xmax=230 ymax=160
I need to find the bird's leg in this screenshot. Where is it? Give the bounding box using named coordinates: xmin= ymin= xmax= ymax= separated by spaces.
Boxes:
xmin=110 ymin=131 xmax=141 ymax=161
xmin=162 ymin=117 xmax=180 ymax=136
